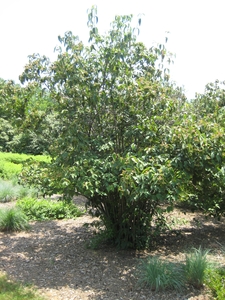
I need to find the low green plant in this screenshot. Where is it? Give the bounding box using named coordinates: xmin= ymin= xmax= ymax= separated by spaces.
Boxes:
xmin=16 ymin=197 xmax=83 ymax=221
xmin=184 ymin=247 xmax=210 ymax=289
xmin=18 ymin=185 xmax=37 ymax=199
xmin=0 ymin=161 xmax=22 ymax=180
xmin=0 ymin=179 xmax=37 ymax=203
xmin=168 ymin=216 xmax=189 ymax=228
xmin=0 ymin=151 xmax=50 ymax=165
xmin=0 ymin=180 xmax=17 ymax=202
xmin=0 ymin=208 xmax=30 ymax=232
xmin=0 ymin=271 xmax=45 ymax=300
xmin=205 ymin=267 xmax=225 ymax=300
xmin=0 ymin=151 xmax=50 ymax=180
xmin=137 ymin=256 xmax=185 ymax=291
xmin=137 ymin=248 xmax=216 ymax=293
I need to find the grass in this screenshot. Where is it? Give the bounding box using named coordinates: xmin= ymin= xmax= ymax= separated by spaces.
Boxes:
xmin=0 ymin=272 xmax=45 ymax=300
xmin=0 ymin=180 xmax=18 ymax=202
xmin=0 ymin=207 xmax=30 ymax=232
xmin=137 ymin=247 xmax=213 ymax=292
xmin=184 ymin=247 xmax=211 ymax=289
xmin=137 ymin=256 xmax=185 ymax=291
xmin=0 ymin=179 xmax=37 ymax=203
xmin=0 ymin=151 xmax=49 ymax=202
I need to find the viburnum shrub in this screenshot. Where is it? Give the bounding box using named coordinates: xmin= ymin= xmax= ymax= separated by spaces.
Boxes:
xmin=19 ymin=6 xmax=184 ymax=249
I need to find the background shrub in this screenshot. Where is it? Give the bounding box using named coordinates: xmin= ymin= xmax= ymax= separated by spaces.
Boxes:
xmin=0 ymin=152 xmax=50 ymax=181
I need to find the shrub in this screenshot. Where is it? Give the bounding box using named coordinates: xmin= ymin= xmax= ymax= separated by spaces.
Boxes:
xmin=184 ymin=247 xmax=210 ymax=289
xmin=0 ymin=151 xmax=50 ymax=180
xmin=16 ymin=197 xmax=83 ymax=221
xmin=0 ymin=161 xmax=22 ymax=180
xmin=0 ymin=118 xmax=15 ymax=152
xmin=19 ymin=8 xmax=182 ymax=249
xmin=137 ymin=256 xmax=185 ymax=291
xmin=0 ymin=208 xmax=30 ymax=232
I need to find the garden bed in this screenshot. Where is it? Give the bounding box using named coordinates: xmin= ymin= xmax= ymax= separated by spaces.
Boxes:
xmin=0 ymin=205 xmax=224 ymax=299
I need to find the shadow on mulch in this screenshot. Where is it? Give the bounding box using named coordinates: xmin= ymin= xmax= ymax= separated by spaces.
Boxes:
xmin=0 ymin=208 xmax=224 ymax=300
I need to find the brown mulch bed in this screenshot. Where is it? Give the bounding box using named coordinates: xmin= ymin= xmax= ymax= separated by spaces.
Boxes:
xmin=0 ymin=200 xmax=224 ymax=300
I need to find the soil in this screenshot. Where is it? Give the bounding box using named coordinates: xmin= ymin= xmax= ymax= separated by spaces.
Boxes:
xmin=0 ymin=198 xmax=225 ymax=300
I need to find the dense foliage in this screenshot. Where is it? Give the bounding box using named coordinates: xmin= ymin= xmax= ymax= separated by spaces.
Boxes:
xmin=16 ymin=197 xmax=83 ymax=221
xmin=1 ymin=7 xmax=225 ymax=248
xmin=0 ymin=78 xmax=61 ymax=154
xmin=0 ymin=152 xmax=49 ymax=180
xmin=205 ymin=267 xmax=225 ymax=300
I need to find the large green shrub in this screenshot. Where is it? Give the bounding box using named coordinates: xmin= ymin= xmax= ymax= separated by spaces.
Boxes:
xmin=0 ymin=118 xmax=15 ymax=152
xmin=18 ymin=7 xmax=185 ymax=249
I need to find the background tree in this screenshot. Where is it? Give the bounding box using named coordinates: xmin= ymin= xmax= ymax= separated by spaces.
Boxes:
xmin=0 ymin=78 xmax=60 ymax=154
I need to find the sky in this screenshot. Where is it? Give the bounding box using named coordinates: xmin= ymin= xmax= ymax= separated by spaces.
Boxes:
xmin=0 ymin=0 xmax=225 ymax=99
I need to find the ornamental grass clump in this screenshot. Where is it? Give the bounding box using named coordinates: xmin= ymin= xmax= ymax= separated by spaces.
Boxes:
xmin=0 ymin=179 xmax=36 ymax=203
xmin=0 ymin=180 xmax=19 ymax=202
xmin=137 ymin=256 xmax=185 ymax=291
xmin=184 ymin=247 xmax=210 ymax=289
xmin=0 ymin=207 xmax=30 ymax=232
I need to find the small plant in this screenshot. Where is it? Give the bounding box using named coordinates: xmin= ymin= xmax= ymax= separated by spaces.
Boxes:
xmin=205 ymin=267 xmax=225 ymax=300
xmin=184 ymin=247 xmax=210 ymax=289
xmin=0 ymin=180 xmax=18 ymax=202
xmin=0 ymin=179 xmax=37 ymax=203
xmin=0 ymin=207 xmax=30 ymax=232
xmin=0 ymin=151 xmax=50 ymax=180
xmin=16 ymin=197 xmax=83 ymax=221
xmin=0 ymin=271 xmax=45 ymax=300
xmin=168 ymin=216 xmax=189 ymax=228
xmin=137 ymin=256 xmax=185 ymax=291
